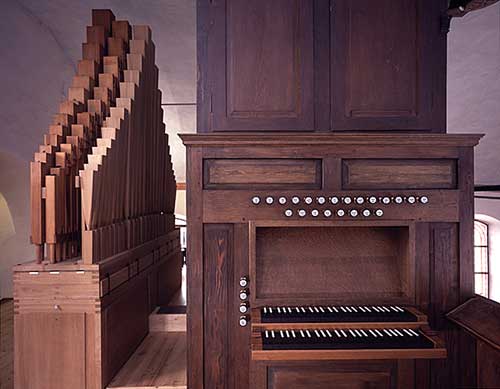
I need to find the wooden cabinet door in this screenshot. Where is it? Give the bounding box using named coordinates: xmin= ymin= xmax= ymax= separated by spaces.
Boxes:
xmin=331 ymin=0 xmax=447 ymax=132
xmin=200 ymin=0 xmax=317 ymax=132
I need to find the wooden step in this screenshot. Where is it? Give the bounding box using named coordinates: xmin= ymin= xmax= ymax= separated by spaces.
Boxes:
xmin=149 ymin=307 xmax=186 ymax=332
xmin=107 ymin=332 xmax=186 ymax=389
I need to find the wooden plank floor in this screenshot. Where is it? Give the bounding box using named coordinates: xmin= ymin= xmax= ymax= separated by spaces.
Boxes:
xmin=0 ymin=299 xmax=14 ymax=389
xmin=107 ymin=332 xmax=187 ymax=389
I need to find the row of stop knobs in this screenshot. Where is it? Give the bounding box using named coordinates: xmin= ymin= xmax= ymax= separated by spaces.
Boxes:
xmin=252 ymin=195 xmax=429 ymax=206
xmin=239 ymin=276 xmax=250 ymax=327
xmin=286 ymin=208 xmax=383 ymax=218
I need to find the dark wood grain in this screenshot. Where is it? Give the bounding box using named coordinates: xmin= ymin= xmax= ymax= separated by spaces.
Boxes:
xmin=204 ymin=224 xmax=233 ymax=388
xmin=204 ymin=159 xmax=322 ymax=190
xmin=331 ymin=0 xmax=447 ymax=131
xmin=207 ymin=0 xmax=314 ymax=131
xmin=342 ymin=159 xmax=457 ymax=190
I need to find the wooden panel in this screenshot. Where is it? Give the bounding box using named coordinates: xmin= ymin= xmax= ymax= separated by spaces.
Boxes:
xmin=342 ymin=159 xmax=457 ymax=190
xmin=447 ymin=296 xmax=500 ymax=350
xmin=228 ymin=224 xmax=251 ymax=389
xmin=429 ymin=223 xmax=459 ymax=330
xmin=477 ymin=340 xmax=500 ymax=388
xmin=102 ymin=276 xmax=149 ymax=386
xmin=204 ymin=159 xmax=322 ymax=189
xmin=204 ymin=224 xmax=233 ymax=388
xmin=262 ymin=361 xmax=398 ymax=389
xmin=429 ymin=223 xmax=460 ymax=388
xmin=251 ymin=224 xmax=414 ymax=305
xmin=186 ymin=147 xmax=204 ymax=389
xmin=270 ymin=370 xmax=390 ymax=389
xmin=331 ymin=0 xmax=447 ymax=131
xmin=14 ymin=313 xmax=86 ymax=389
xmin=209 ymin=0 xmax=314 ymax=131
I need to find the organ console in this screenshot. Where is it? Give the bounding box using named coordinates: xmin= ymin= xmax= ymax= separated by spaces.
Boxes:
xmin=182 ymin=132 xmax=482 ymax=389
xmin=13 ymin=10 xmax=180 ymax=389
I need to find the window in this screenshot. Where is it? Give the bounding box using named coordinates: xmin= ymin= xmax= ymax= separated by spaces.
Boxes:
xmin=474 ymin=220 xmax=490 ymax=298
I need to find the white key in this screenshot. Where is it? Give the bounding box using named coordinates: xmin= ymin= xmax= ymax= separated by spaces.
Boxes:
xmin=364 ymin=306 xmax=371 ymax=312
xmin=288 ymin=307 xmax=292 ymax=313
xmin=314 ymin=307 xmax=320 ymax=313
xmin=280 ymin=330 xmax=284 ymax=338
xmin=394 ymin=329 xmax=404 ymax=336
xmin=271 ymin=330 xmax=275 ymax=338
xmin=300 ymin=330 xmax=305 ymax=338
xmin=349 ymin=330 xmax=357 ymax=337
xmin=334 ymin=329 xmax=341 ymax=338
xmin=332 ymin=306 xmax=339 ymax=313
xmin=408 ymin=329 xmax=419 ymax=336
xmin=369 ymin=329 xmax=378 ymax=337
xmin=291 ymin=330 xmax=296 ymax=338
xmin=395 ymin=306 xmax=405 ymax=312
xmin=359 ymin=306 xmax=366 ymax=312
xmin=306 ymin=330 xmax=312 ymax=338
xmin=389 ymin=306 xmax=399 ymax=312
xmin=345 ymin=306 xmax=352 ymax=313
xmin=382 ymin=306 xmax=391 ymax=312
xmin=264 ymin=307 xmax=268 ymax=314
xmin=314 ymin=330 xmax=321 ymax=338
xmin=383 ymin=329 xmax=393 ymax=337
xmin=278 ymin=307 xmax=282 ymax=313
xmin=285 ymin=330 xmax=290 ymax=338
xmin=403 ymin=329 xmax=414 ymax=337
xmin=372 ymin=306 xmax=380 ymax=312
xmin=375 ymin=329 xmax=384 ymax=337
xmin=327 ymin=307 xmax=333 ymax=313
xmin=269 ymin=307 xmax=273 ymax=313
xmin=350 ymin=306 xmax=358 ymax=312
xmin=360 ymin=329 xmax=369 ymax=337
xmin=326 ymin=329 xmax=333 ymax=337
xmin=301 ymin=307 xmax=306 ymax=313
xmin=309 ymin=307 xmax=314 ymax=313
xmin=341 ymin=307 xmax=347 ymax=313
xmin=265 ymin=330 xmax=269 ymax=338
xmin=340 ymin=329 xmax=348 ymax=337
xmin=296 ymin=307 xmax=300 ymax=313
xmin=355 ymin=329 xmax=363 ymax=337
xmin=319 ymin=306 xmax=325 ymax=313
xmin=388 ymin=329 xmax=398 ymax=336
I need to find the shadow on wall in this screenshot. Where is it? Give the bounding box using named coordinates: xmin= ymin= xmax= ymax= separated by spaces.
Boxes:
xmin=0 ymin=151 xmax=31 ymax=299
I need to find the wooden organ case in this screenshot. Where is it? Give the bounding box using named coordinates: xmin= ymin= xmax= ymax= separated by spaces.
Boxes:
xmin=13 ymin=10 xmax=180 ymax=389
xmin=185 ymin=0 xmax=483 ymax=388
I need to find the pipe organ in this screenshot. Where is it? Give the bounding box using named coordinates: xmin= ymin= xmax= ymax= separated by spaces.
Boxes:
xmin=14 ymin=10 xmax=180 ymax=389
xmin=185 ymin=0 xmax=487 ymax=388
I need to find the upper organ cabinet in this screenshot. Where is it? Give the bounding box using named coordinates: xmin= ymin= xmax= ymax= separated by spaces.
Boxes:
xmin=198 ymin=0 xmax=447 ymax=133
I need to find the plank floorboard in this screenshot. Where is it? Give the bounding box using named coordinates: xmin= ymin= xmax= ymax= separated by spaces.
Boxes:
xmin=107 ymin=332 xmax=186 ymax=389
